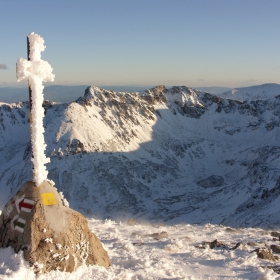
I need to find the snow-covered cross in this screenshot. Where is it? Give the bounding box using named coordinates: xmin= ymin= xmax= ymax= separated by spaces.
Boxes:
xmin=16 ymin=32 xmax=55 ymax=187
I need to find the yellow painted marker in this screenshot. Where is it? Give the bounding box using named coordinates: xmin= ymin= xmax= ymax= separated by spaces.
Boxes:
xmin=41 ymin=193 xmax=57 ymax=206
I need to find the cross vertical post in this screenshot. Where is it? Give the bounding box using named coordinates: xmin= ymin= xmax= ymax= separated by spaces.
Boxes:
xmin=17 ymin=32 xmax=54 ymax=186
xmin=27 ymin=36 xmax=34 ymax=180
xmin=27 ymin=37 xmax=32 ymax=111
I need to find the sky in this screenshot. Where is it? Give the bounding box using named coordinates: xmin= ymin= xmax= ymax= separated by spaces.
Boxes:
xmin=1 ymin=0 xmax=280 ymax=88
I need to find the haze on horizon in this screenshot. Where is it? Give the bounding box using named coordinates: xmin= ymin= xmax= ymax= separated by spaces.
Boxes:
xmin=1 ymin=0 xmax=280 ymax=89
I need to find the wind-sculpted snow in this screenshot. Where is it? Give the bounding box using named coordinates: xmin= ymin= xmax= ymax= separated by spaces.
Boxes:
xmin=1 ymin=85 xmax=280 ymax=228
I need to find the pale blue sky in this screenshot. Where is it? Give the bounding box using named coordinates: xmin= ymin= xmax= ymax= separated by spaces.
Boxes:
xmin=1 ymin=0 xmax=280 ymax=88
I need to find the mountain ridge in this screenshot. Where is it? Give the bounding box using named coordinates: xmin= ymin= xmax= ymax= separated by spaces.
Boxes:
xmin=0 ymin=85 xmax=235 ymax=103
xmin=220 ymin=83 xmax=280 ymax=101
xmin=0 ymin=84 xmax=280 ymax=228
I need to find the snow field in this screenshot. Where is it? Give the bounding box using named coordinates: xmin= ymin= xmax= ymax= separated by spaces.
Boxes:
xmin=0 ymin=217 xmax=279 ymax=279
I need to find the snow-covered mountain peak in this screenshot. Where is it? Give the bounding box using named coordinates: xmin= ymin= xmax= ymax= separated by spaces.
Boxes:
xmin=166 ymin=86 xmax=206 ymax=109
xmin=51 ymin=85 xmax=160 ymax=155
xmin=1 ymin=84 xmax=280 ymax=228
xmin=220 ymin=83 xmax=280 ymax=101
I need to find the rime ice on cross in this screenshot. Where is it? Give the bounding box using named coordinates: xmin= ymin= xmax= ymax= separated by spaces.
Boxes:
xmin=16 ymin=32 xmax=55 ymax=186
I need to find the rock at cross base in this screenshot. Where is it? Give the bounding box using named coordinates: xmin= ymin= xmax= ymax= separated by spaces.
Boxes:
xmin=0 ymin=180 xmax=110 ymax=273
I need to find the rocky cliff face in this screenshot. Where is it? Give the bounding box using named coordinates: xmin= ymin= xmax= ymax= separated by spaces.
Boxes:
xmin=1 ymin=84 xmax=280 ymax=227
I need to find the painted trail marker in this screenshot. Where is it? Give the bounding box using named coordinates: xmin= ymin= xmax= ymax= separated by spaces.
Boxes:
xmin=41 ymin=192 xmax=57 ymax=206
xmin=0 ymin=33 xmax=110 ymax=274
xmin=15 ymin=196 xmax=35 ymax=213
xmin=12 ymin=216 xmax=26 ymax=233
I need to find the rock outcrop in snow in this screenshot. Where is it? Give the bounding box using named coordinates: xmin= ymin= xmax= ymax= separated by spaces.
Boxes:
xmin=0 ymin=180 xmax=110 ymax=273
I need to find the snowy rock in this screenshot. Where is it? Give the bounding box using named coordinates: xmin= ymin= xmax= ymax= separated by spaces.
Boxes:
xmin=225 ymin=227 xmax=237 ymax=233
xmin=202 ymin=239 xmax=229 ymax=249
xmin=270 ymin=244 xmax=280 ymax=254
xmin=0 ymin=180 xmax=110 ymax=273
xmin=255 ymin=248 xmax=275 ymax=262
xmin=247 ymin=242 xmax=259 ymax=247
xmin=271 ymin=231 xmax=280 ymax=238
xmin=209 ymin=239 xmax=229 ymax=249
xmin=271 ymin=266 xmax=280 ymax=274
xmin=127 ymin=218 xmax=136 ymax=226
xmin=194 ymin=245 xmax=206 ymax=249
xmin=132 ymin=242 xmax=144 ymax=246
xmin=231 ymin=241 xmax=247 ymax=250
xmin=146 ymin=231 xmax=168 ymax=240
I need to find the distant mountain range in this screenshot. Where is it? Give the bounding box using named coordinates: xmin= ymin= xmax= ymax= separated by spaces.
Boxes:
xmin=220 ymin=83 xmax=280 ymax=101
xmin=1 ymin=83 xmax=280 ymax=227
xmin=0 ymin=85 xmax=232 ymax=103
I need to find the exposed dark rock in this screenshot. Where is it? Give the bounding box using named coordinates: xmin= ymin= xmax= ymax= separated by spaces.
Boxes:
xmin=181 ymin=104 xmax=206 ymax=119
xmin=194 ymin=245 xmax=206 ymax=249
xmin=260 ymin=266 xmax=280 ymax=274
xmin=247 ymin=242 xmax=259 ymax=247
xmin=127 ymin=218 xmax=136 ymax=226
xmin=255 ymin=248 xmax=275 ymax=262
xmin=42 ymin=100 xmax=55 ymax=114
xmin=231 ymin=242 xmax=246 ymax=250
xmin=196 ymin=175 xmax=224 ymax=188
xmin=270 ymin=244 xmax=280 ymax=254
xmin=67 ymin=139 xmax=86 ymax=155
xmin=146 ymin=231 xmax=168 ymax=240
xmin=265 ymin=121 xmax=280 ymax=131
xmin=23 ymin=143 xmax=31 ymax=161
xmin=133 ymin=242 xmax=144 ymax=246
xmin=235 ymin=176 xmax=280 ymax=217
xmin=203 ymin=239 xmax=229 ymax=249
xmin=225 ymin=227 xmax=237 ymax=233
xmin=271 ymin=231 xmax=280 ymax=238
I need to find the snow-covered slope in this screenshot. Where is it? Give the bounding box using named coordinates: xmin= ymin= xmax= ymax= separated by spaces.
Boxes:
xmin=1 ymin=218 xmax=279 ymax=279
xmin=1 ymin=85 xmax=280 ymax=227
xmin=220 ymin=83 xmax=280 ymax=101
